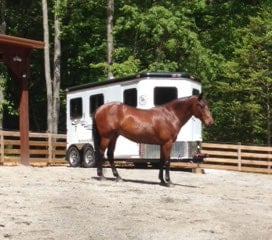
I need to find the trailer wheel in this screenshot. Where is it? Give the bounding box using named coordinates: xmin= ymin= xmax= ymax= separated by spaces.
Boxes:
xmin=82 ymin=144 xmax=96 ymax=168
xmin=67 ymin=145 xmax=82 ymax=167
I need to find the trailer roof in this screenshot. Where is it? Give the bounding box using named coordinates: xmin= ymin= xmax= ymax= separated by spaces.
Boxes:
xmin=66 ymin=72 xmax=200 ymax=92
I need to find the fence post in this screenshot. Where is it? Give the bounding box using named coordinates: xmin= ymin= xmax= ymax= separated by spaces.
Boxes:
xmin=0 ymin=130 xmax=4 ymax=164
xmin=268 ymin=147 xmax=271 ymax=174
xmin=237 ymin=142 xmax=242 ymax=171
xmin=48 ymin=133 xmax=52 ymax=165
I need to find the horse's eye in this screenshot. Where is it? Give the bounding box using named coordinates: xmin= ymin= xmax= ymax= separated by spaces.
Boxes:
xmin=198 ymin=103 xmax=205 ymax=109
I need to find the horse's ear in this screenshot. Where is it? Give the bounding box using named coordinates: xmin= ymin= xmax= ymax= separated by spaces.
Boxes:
xmin=198 ymin=93 xmax=203 ymax=101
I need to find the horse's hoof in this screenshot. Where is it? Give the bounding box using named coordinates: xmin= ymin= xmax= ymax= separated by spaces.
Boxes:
xmin=98 ymin=176 xmax=106 ymax=181
xmin=160 ymin=181 xmax=174 ymax=187
xmin=160 ymin=181 xmax=168 ymax=187
xmin=167 ymin=181 xmax=174 ymax=187
xmin=116 ymin=176 xmax=123 ymax=182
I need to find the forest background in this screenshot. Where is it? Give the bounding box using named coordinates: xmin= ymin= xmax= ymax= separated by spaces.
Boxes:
xmin=0 ymin=0 xmax=272 ymax=145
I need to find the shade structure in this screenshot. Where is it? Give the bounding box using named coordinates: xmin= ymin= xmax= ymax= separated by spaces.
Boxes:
xmin=0 ymin=34 xmax=44 ymax=165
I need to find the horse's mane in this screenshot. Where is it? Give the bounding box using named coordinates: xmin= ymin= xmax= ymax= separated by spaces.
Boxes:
xmin=177 ymin=96 xmax=194 ymax=101
xmin=161 ymin=95 xmax=195 ymax=107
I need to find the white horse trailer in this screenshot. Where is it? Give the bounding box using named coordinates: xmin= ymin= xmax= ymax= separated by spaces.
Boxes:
xmin=66 ymin=72 xmax=202 ymax=167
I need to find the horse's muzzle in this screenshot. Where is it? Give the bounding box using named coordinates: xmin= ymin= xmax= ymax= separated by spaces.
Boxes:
xmin=205 ymin=119 xmax=214 ymax=127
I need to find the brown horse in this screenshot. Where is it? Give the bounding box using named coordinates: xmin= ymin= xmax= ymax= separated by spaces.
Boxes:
xmin=93 ymin=93 xmax=214 ymax=186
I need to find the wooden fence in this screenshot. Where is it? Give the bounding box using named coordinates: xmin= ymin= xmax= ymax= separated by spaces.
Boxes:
xmin=0 ymin=130 xmax=66 ymax=166
xmin=200 ymin=142 xmax=272 ymax=174
xmin=0 ymin=130 xmax=271 ymax=174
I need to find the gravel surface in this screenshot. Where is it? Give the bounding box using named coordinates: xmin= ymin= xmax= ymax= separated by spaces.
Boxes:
xmin=0 ymin=166 xmax=271 ymax=240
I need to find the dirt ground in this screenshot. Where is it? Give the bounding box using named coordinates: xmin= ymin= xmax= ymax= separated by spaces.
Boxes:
xmin=0 ymin=166 xmax=271 ymax=240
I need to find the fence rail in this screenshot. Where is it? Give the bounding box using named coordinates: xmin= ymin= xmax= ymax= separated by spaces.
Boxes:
xmin=199 ymin=142 xmax=272 ymax=174
xmin=0 ymin=130 xmax=271 ymax=174
xmin=0 ymin=130 xmax=66 ymax=166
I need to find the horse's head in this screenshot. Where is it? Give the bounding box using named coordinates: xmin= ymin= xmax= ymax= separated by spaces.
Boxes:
xmin=192 ymin=93 xmax=214 ymax=127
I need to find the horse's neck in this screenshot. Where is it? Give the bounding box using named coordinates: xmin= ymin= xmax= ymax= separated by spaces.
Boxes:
xmin=170 ymin=98 xmax=194 ymax=127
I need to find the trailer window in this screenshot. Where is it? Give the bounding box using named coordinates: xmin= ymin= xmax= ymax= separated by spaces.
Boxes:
xmin=124 ymin=88 xmax=137 ymax=107
xmin=70 ymin=98 xmax=82 ymax=119
xmin=90 ymin=94 xmax=104 ymax=115
xmin=192 ymin=88 xmax=200 ymax=96
xmin=154 ymin=87 xmax=177 ymax=105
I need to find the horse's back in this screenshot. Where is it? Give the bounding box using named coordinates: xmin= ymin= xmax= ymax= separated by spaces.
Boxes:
xmin=95 ymin=102 xmax=123 ymax=120
xmin=94 ymin=102 xmax=124 ymax=133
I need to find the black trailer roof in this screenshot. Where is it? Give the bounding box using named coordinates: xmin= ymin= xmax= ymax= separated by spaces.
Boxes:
xmin=66 ymin=72 xmax=199 ymax=92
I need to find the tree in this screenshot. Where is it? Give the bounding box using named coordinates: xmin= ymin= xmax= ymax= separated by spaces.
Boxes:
xmin=2 ymin=0 xmax=272 ymax=145
xmin=61 ymin=1 xmax=107 ymax=84
xmin=0 ymin=0 xmax=5 ymax=129
xmin=222 ymin=7 xmax=272 ymax=144
xmin=113 ymin=1 xmax=216 ymax=78
xmin=0 ymin=0 xmax=5 ymax=33
xmin=107 ymin=0 xmax=114 ymax=79
xmin=42 ymin=0 xmax=62 ymax=133
xmin=198 ymin=0 xmax=267 ymax=144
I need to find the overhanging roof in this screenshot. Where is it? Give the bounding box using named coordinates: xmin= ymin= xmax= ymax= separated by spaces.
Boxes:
xmin=0 ymin=34 xmax=44 ymax=49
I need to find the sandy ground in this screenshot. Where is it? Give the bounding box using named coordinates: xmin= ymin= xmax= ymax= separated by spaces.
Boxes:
xmin=0 ymin=166 xmax=271 ymax=240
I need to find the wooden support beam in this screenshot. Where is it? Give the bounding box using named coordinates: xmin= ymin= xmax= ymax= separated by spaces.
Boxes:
xmin=0 ymin=34 xmax=44 ymax=165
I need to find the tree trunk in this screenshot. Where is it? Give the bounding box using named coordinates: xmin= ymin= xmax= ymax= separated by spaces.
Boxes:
xmin=42 ymin=0 xmax=62 ymax=134
xmin=0 ymin=0 xmax=6 ymax=129
xmin=107 ymin=0 xmax=114 ymax=79
xmin=0 ymin=76 xmax=3 ymax=129
xmin=0 ymin=0 xmax=6 ymax=34
xmin=52 ymin=0 xmax=61 ymax=134
xmin=42 ymin=0 xmax=53 ymax=133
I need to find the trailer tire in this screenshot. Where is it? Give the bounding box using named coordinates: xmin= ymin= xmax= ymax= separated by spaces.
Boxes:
xmin=82 ymin=144 xmax=96 ymax=168
xmin=66 ymin=145 xmax=82 ymax=167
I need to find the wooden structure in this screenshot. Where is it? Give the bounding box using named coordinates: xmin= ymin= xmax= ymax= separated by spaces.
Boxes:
xmin=0 ymin=129 xmax=271 ymax=174
xmin=0 ymin=130 xmax=66 ymax=166
xmin=0 ymin=34 xmax=44 ymax=165
xmin=200 ymin=142 xmax=272 ymax=174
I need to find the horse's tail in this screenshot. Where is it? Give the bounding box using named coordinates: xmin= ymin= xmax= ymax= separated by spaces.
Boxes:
xmin=92 ymin=113 xmax=101 ymax=159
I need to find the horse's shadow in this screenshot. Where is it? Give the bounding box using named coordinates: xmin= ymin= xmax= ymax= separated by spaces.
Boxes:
xmin=92 ymin=176 xmax=198 ymax=188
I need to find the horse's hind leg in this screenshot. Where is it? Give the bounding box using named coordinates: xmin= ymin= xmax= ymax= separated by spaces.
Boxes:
xmin=96 ymin=137 xmax=110 ymax=180
xmin=107 ymin=136 xmax=122 ymax=181
xmin=96 ymin=150 xmax=105 ymax=180
xmin=96 ymin=151 xmax=105 ymax=180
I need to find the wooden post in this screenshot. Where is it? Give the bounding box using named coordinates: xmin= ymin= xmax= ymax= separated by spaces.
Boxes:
xmin=1 ymin=48 xmax=31 ymax=165
xmin=237 ymin=142 xmax=241 ymax=171
xmin=48 ymin=132 xmax=52 ymax=165
xmin=0 ymin=130 xmax=4 ymax=164
xmin=19 ymin=73 xmax=30 ymax=165
xmin=192 ymin=165 xmax=205 ymax=174
xmin=268 ymin=151 xmax=271 ymax=174
xmin=0 ymin=34 xmax=44 ymax=166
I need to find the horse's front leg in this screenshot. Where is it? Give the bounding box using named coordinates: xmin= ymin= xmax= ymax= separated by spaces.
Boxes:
xmin=159 ymin=142 xmax=173 ymax=187
xmin=159 ymin=158 xmax=166 ymax=185
xmin=165 ymin=158 xmax=172 ymax=185
xmin=107 ymin=136 xmax=122 ymax=182
xmin=96 ymin=137 xmax=110 ymax=181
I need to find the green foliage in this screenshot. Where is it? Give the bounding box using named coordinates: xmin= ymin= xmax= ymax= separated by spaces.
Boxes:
xmin=0 ymin=70 xmax=18 ymax=117
xmin=200 ymin=1 xmax=272 ymax=144
xmin=2 ymin=0 xmax=272 ymax=144
xmin=61 ymin=0 xmax=107 ymax=85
